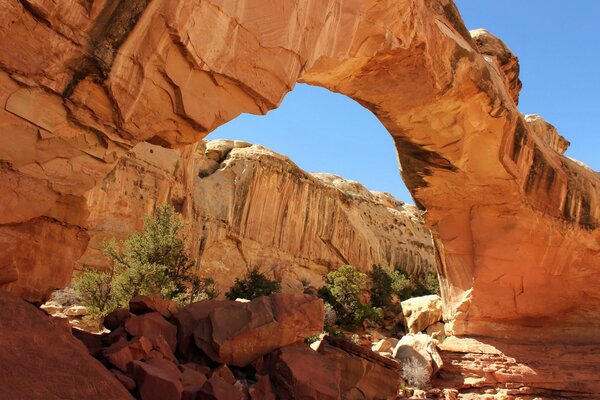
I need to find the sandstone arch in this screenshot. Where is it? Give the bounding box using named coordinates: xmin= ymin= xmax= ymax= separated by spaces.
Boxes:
xmin=1 ymin=0 xmax=599 ymax=360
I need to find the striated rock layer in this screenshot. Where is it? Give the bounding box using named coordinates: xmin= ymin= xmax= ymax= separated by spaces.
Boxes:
xmin=1 ymin=0 xmax=600 ymax=395
xmin=82 ymin=139 xmax=435 ymax=291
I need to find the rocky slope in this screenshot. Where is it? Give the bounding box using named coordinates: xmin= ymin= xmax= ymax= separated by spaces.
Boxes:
xmin=1 ymin=0 xmax=600 ymax=396
xmin=83 ymin=140 xmax=435 ymax=291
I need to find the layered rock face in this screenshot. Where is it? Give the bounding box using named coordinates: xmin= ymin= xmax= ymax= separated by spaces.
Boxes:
xmin=1 ymin=0 xmax=600 ymax=394
xmin=82 ymin=140 xmax=435 ymax=291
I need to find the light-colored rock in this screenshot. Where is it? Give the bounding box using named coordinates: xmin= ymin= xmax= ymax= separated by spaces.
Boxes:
xmin=82 ymin=140 xmax=436 ymax=293
xmin=0 ymin=290 xmax=133 ymax=400
xmin=426 ymin=322 xmax=446 ymax=342
xmin=402 ymin=295 xmax=443 ymax=334
xmin=64 ymin=305 xmax=88 ymax=317
xmin=393 ymin=334 xmax=443 ymax=377
xmin=372 ymin=338 xmax=400 ymax=354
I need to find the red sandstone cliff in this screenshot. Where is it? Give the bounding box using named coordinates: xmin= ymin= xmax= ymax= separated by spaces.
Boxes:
xmin=1 ymin=1 xmax=600 ymax=396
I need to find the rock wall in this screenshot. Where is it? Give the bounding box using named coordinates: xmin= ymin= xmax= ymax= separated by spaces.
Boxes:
xmin=83 ymin=140 xmax=435 ymax=291
xmin=1 ymin=1 xmax=600 ymax=393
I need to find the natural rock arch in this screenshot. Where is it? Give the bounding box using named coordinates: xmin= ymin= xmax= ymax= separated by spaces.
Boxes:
xmin=0 ymin=0 xmax=599 ymax=353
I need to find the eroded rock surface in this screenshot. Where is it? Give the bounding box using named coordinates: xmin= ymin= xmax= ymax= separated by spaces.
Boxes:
xmin=1 ymin=0 xmax=600 ymax=395
xmin=0 ymin=290 xmax=132 ymax=400
xmin=82 ymin=140 xmax=435 ymax=291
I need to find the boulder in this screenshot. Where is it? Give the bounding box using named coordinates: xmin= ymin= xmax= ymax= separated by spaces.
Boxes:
xmin=180 ymin=365 xmax=207 ymax=387
xmin=64 ymin=305 xmax=88 ymax=317
xmin=371 ymin=338 xmax=399 ymax=354
xmin=199 ymin=375 xmax=246 ymax=400
xmin=194 ymin=294 xmax=323 ymax=366
xmin=401 ymin=295 xmax=443 ymax=334
xmin=393 ymin=334 xmax=443 ymax=377
xmin=125 ymin=312 xmax=177 ymax=352
xmin=130 ymin=295 xmax=180 ymax=319
xmin=426 ymin=322 xmax=446 ymax=342
xmin=0 ymin=290 xmax=133 ymax=400
xmin=113 ymin=369 xmax=137 ymax=391
xmin=318 ymin=336 xmax=401 ymax=400
xmin=267 ymin=343 xmax=341 ymax=400
xmin=104 ymin=308 xmax=132 ymax=331
xmin=172 ymin=299 xmax=237 ymax=357
xmin=103 ymin=336 xmax=153 ymax=372
xmin=130 ymin=360 xmax=183 ymax=400
xmin=211 ymin=364 xmax=236 ymax=385
xmin=249 ymin=375 xmax=276 ymax=400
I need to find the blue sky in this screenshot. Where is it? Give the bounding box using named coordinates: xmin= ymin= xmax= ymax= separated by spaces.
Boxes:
xmin=208 ymin=1 xmax=599 ymax=204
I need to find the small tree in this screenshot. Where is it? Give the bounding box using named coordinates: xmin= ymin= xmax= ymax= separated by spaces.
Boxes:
xmin=318 ymin=265 xmax=380 ymax=330
xmin=75 ymin=204 xmax=215 ymax=319
xmin=225 ymin=267 xmax=281 ymax=300
xmin=368 ymin=264 xmax=396 ymax=308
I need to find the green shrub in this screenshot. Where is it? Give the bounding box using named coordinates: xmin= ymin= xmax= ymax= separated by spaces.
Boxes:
xmin=368 ymin=264 xmax=397 ymax=308
xmin=318 ymin=265 xmax=381 ymax=330
xmin=225 ymin=267 xmax=281 ymax=300
xmin=75 ymin=204 xmax=215 ymax=319
xmin=393 ymin=269 xmax=440 ymax=300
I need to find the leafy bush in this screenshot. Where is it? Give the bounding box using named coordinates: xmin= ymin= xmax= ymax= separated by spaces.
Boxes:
xmin=318 ymin=265 xmax=381 ymax=329
xmin=225 ymin=267 xmax=281 ymax=300
xmin=75 ymin=204 xmax=215 ymax=319
xmin=393 ymin=269 xmax=440 ymax=300
xmin=368 ymin=264 xmax=398 ymax=308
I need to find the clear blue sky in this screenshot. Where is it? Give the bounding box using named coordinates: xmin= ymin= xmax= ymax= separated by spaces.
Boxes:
xmin=208 ymin=1 xmax=599 ymax=204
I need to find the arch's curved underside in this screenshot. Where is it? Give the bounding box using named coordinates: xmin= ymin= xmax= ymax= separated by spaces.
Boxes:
xmin=1 ymin=0 xmax=599 ymax=392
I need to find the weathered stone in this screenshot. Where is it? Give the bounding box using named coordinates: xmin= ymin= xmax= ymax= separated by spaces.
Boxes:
xmin=0 ymin=290 xmax=132 ymax=400
xmin=113 ymin=369 xmax=136 ymax=391
xmin=318 ymin=336 xmax=401 ymax=400
xmin=249 ymin=375 xmax=276 ymax=400
xmin=199 ymin=375 xmax=246 ymax=400
xmin=1 ymin=1 xmax=600 ymax=395
xmin=372 ymin=338 xmax=399 ymax=354
xmin=211 ymin=364 xmax=236 ymax=385
xmin=393 ymin=334 xmax=443 ymax=376
xmin=267 ymin=343 xmax=341 ymax=400
xmin=194 ymin=294 xmax=324 ymax=366
xmin=83 ymin=140 xmax=436 ymax=294
xmin=426 ymin=323 xmax=446 ymax=342
xmin=130 ymin=295 xmax=180 ymax=319
xmin=180 ymin=365 xmax=207 ymax=388
xmin=63 ymin=305 xmax=88 ymax=317
xmin=401 ymin=295 xmax=443 ymax=334
xmin=130 ymin=360 xmax=183 ymax=400
xmin=124 ymin=312 xmax=177 ymax=352
xmin=104 ymin=308 xmax=133 ymax=331
xmin=103 ymin=336 xmax=152 ymax=372
xmin=172 ymin=299 xmax=237 ymax=357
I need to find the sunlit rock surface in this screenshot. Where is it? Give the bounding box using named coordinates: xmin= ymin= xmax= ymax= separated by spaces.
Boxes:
xmin=1 ymin=0 xmax=600 ymax=395
xmin=82 ymin=140 xmax=435 ymax=291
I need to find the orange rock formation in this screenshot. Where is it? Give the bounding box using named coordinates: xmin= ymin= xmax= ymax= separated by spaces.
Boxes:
xmin=1 ymin=0 xmax=599 ymax=395
xmin=82 ymin=140 xmax=435 ymax=292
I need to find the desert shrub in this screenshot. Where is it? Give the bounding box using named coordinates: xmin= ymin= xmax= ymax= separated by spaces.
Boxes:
xmin=73 ymin=269 xmax=118 ymax=318
xmin=393 ymin=269 xmax=440 ymax=300
xmin=401 ymin=358 xmax=430 ymax=388
xmin=369 ymin=264 xmax=398 ymax=308
xmin=225 ymin=267 xmax=281 ymax=300
xmin=318 ymin=265 xmax=381 ymax=330
xmin=75 ymin=204 xmax=213 ymax=319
